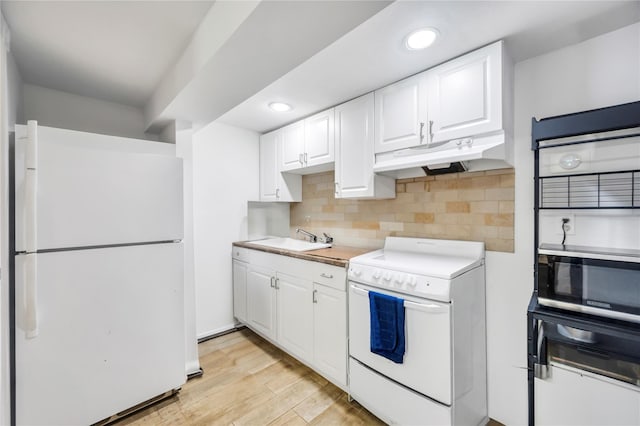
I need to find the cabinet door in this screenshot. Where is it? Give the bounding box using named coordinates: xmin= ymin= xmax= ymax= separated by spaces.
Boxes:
xmin=246 ymin=264 xmax=277 ymax=341
xmin=428 ymin=41 xmax=503 ymax=143
xmin=281 ymin=121 xmax=306 ymax=171
xmin=277 ymin=273 xmax=314 ymax=361
xmin=313 ymin=284 xmax=347 ymax=387
xmin=232 ymin=260 xmax=247 ymax=323
xmin=535 ymin=364 xmax=640 ymax=425
xmin=259 ymin=131 xmax=279 ymax=201
xmin=259 ymin=130 xmax=302 ymax=202
xmin=304 ymin=109 xmax=335 ymax=167
xmin=335 ymin=93 xmax=376 ymax=198
xmin=374 ymin=73 xmax=428 ymax=154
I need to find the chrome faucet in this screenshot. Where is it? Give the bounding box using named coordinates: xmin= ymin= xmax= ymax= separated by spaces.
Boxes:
xmin=296 ymin=228 xmax=318 ymax=243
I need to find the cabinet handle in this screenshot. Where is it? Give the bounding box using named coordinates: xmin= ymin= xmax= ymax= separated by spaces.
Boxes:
xmin=275 ymin=277 xmax=280 ymax=290
xmin=276 ymin=188 xmax=280 ymax=199
xmin=270 ymin=276 xmax=275 ymax=288
xmin=429 ymin=120 xmax=434 ymax=142
xmin=334 ymin=182 xmax=339 ymax=195
xmin=299 ymin=153 xmax=304 ymax=165
xmin=313 ymin=289 xmax=318 ymax=304
xmin=419 ymin=122 xmax=425 ymax=143
xmin=320 ymin=273 xmax=333 ymax=279
xmin=304 ymin=152 xmax=308 ymax=164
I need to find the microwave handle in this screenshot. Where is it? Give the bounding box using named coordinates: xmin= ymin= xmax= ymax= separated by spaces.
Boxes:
xmin=534 ymin=320 xmax=550 ymax=380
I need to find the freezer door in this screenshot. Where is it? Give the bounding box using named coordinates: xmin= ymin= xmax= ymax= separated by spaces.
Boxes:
xmin=15 ymin=243 xmax=185 ymax=426
xmin=15 ymin=123 xmax=183 ymax=251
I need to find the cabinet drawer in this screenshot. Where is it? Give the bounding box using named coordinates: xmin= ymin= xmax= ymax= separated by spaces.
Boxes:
xmin=310 ymin=263 xmax=346 ymax=291
xmin=232 ymin=246 xmax=250 ymax=262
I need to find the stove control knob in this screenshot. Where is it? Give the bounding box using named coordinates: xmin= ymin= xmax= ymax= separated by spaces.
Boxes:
xmin=394 ymin=274 xmax=405 ymax=285
xmin=351 ymin=268 xmax=362 ymax=277
xmin=407 ymin=275 xmax=417 ymax=287
xmin=383 ymin=272 xmax=392 ymax=282
xmin=372 ymin=269 xmax=382 ymax=280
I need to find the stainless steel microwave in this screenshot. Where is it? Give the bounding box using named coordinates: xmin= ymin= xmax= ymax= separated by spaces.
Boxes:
xmin=537 ymin=244 xmax=640 ymax=323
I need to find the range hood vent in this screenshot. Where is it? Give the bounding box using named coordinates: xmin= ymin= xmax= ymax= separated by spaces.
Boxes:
xmin=373 ymin=131 xmax=512 ymax=178
xmin=422 ymin=162 xmax=468 ymax=175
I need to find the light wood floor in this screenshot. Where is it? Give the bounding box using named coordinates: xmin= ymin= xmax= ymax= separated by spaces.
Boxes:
xmin=116 ymin=328 xmax=386 ymax=425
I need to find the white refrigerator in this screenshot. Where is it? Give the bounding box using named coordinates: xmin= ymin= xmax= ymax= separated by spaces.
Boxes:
xmin=12 ymin=122 xmax=186 ymax=425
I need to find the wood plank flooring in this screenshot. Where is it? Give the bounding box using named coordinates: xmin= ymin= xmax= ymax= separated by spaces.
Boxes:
xmin=116 ymin=328 xmax=385 ymax=425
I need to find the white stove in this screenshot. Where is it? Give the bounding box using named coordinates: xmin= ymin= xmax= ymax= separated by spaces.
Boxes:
xmin=347 ymin=237 xmax=488 ymax=426
xmin=348 ymin=237 xmax=484 ymax=302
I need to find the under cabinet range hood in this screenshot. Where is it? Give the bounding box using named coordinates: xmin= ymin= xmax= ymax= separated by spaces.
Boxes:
xmin=373 ymin=131 xmax=512 ymax=178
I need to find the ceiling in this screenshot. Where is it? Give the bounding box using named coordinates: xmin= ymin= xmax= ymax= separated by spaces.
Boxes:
xmin=3 ymin=1 xmax=639 ymax=136
xmin=2 ymin=0 xmax=214 ymax=108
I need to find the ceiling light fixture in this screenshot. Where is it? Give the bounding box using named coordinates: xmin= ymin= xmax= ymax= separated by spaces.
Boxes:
xmin=269 ymin=102 xmax=292 ymax=112
xmin=405 ymin=28 xmax=439 ymax=50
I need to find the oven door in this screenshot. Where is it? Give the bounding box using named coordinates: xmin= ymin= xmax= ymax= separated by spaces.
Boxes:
xmin=349 ymin=282 xmax=452 ymax=405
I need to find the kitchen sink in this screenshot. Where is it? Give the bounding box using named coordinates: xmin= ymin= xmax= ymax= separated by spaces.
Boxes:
xmin=250 ymin=237 xmax=331 ymax=252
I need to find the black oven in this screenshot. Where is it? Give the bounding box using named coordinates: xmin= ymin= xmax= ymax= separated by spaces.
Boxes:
xmin=537 ymin=244 xmax=640 ymax=323
xmin=532 ymin=311 xmax=640 ymax=387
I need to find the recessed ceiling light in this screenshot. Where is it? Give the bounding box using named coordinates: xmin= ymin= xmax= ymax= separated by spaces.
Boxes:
xmin=405 ymin=28 xmax=439 ymax=50
xmin=269 ymin=102 xmax=292 ymax=112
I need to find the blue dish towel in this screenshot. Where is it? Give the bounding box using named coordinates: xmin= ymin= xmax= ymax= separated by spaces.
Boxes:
xmin=369 ymin=291 xmax=405 ymax=364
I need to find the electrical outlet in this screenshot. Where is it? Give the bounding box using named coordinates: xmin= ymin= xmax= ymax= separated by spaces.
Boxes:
xmin=559 ymin=214 xmax=575 ymax=235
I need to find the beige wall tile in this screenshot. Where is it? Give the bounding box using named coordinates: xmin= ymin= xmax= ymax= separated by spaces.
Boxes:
xmin=406 ymin=181 xmax=426 ymax=193
xmin=433 ymin=190 xmax=459 ymax=202
xmin=485 ymin=188 xmax=515 ymax=201
xmin=415 ymin=212 xmax=435 ymax=223
xmin=484 ymin=213 xmax=514 ymax=227
xmin=380 ymin=221 xmax=404 ymax=232
xmin=470 ymin=200 xmax=500 ymax=213
xmin=446 ymin=201 xmax=471 ymax=213
xmin=290 ymin=170 xmax=514 ymax=253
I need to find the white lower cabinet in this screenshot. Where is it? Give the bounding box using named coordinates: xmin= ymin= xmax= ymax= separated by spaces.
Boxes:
xmin=246 ymin=264 xmax=277 ymax=341
xmin=232 ymin=247 xmax=348 ymax=389
xmin=232 ymin=260 xmax=248 ymax=323
xmin=535 ymin=364 xmax=640 ymax=425
xmin=313 ymin=284 xmax=347 ymax=386
xmin=277 ymin=272 xmax=314 ymax=361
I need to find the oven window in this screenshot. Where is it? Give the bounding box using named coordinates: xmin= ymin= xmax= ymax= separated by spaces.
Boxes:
xmin=549 ymin=340 xmax=640 ymax=387
xmin=554 ymin=262 xmax=581 ymax=297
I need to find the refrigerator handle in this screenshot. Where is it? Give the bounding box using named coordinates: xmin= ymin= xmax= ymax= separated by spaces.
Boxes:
xmin=24 ymin=254 xmax=39 ymax=338
xmin=24 ymin=120 xmax=38 ymax=252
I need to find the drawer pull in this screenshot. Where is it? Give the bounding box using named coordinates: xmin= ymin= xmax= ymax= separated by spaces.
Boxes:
xmin=320 ymin=273 xmax=334 ymax=279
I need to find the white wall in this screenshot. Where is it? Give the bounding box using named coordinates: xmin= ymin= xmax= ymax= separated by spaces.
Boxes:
xmin=192 ymin=121 xmax=259 ymax=338
xmin=7 ymin=51 xmax=22 ymax=129
xmin=171 ymin=120 xmax=201 ymax=377
xmin=22 ymin=84 xmax=157 ymax=141
xmin=486 ymin=22 xmax=640 ymax=425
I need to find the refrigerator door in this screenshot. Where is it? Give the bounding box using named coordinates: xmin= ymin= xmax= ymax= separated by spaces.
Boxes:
xmin=15 ymin=243 xmax=185 ymax=426
xmin=14 ymin=123 xmax=183 ymax=251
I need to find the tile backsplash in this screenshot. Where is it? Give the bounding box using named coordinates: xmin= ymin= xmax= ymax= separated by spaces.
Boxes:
xmin=290 ymin=169 xmax=515 ymax=252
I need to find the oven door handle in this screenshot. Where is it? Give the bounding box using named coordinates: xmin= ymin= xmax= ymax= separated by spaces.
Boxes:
xmin=350 ymin=285 xmax=369 ymax=296
xmin=404 ymin=300 xmax=447 ymax=313
xmin=351 ymin=285 xmax=447 ymax=313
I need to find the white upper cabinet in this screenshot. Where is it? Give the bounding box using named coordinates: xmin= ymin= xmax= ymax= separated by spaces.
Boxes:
xmin=259 ymin=131 xmax=301 ymax=202
xmin=280 ymin=108 xmax=335 ymax=173
xmin=304 ymin=109 xmax=335 ymax=168
xmin=427 ymin=41 xmax=504 ymax=143
xmin=335 ymin=93 xmax=395 ymax=199
xmin=280 ymin=121 xmax=306 ymax=171
xmin=374 ymin=73 xmax=428 ymax=154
